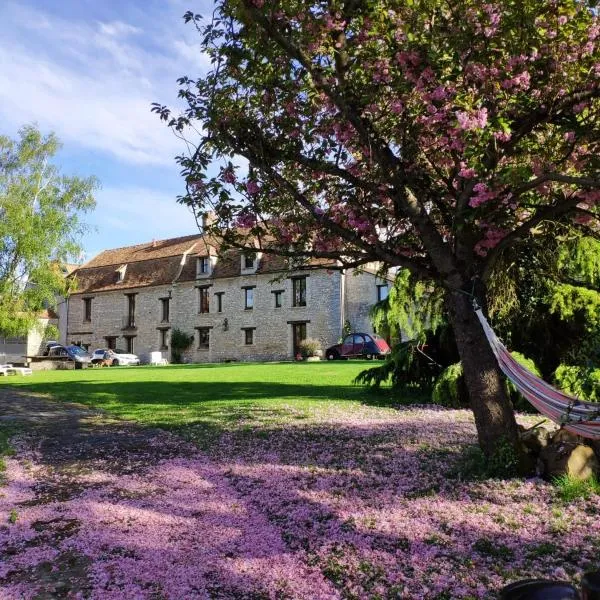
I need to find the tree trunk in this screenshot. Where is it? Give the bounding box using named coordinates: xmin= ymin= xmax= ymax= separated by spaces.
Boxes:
xmin=445 ymin=290 xmax=528 ymax=470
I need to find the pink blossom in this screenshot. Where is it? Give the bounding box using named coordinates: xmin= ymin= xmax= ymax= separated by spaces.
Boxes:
xmin=390 ymin=100 xmax=404 ymax=114
xmin=493 ymin=131 xmax=512 ymax=142
xmin=246 ymin=180 xmax=260 ymax=195
xmin=459 ymin=167 xmax=476 ymax=178
xmin=456 ymin=107 xmax=488 ymax=131
xmin=221 ymin=167 xmax=237 ymax=184
xmin=469 ymin=183 xmax=498 ymax=207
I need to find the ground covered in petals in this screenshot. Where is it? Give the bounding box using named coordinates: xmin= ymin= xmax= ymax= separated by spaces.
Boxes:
xmin=0 ymin=364 xmax=599 ymax=599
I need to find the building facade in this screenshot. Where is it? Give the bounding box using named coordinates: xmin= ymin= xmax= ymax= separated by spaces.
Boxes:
xmin=66 ymin=234 xmax=390 ymax=363
xmin=0 ymin=310 xmax=58 ymax=365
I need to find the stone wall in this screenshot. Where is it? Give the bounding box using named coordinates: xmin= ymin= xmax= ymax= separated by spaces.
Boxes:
xmin=67 ymin=270 xmax=344 ymax=363
xmin=344 ymin=269 xmax=388 ymax=334
xmin=67 ymin=284 xmax=174 ymax=362
xmin=172 ymin=269 xmax=343 ymax=362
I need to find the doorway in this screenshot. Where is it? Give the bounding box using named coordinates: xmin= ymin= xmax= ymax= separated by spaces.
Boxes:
xmin=292 ymin=322 xmax=307 ymax=357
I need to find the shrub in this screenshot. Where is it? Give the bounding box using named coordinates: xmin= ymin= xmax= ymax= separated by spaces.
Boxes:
xmin=298 ymin=338 xmax=321 ymax=358
xmin=355 ymin=339 xmax=441 ymax=391
xmin=554 ymin=364 xmax=600 ymax=402
xmin=431 ymin=363 xmax=468 ymax=408
xmin=431 ymin=352 xmax=541 ymax=412
xmin=170 ymin=329 xmax=194 ymax=364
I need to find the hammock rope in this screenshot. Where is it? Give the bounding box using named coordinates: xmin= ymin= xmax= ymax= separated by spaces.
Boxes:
xmin=475 ymin=308 xmax=600 ymax=440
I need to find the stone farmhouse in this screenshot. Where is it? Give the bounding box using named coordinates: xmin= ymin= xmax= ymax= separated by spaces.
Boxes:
xmin=65 ymin=234 xmax=391 ymax=363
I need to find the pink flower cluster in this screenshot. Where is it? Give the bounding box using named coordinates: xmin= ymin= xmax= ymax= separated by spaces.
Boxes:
xmin=469 ymin=183 xmax=498 ymax=207
xmin=474 ymin=225 xmax=508 ymax=255
xmin=456 ymin=108 xmax=488 ymax=131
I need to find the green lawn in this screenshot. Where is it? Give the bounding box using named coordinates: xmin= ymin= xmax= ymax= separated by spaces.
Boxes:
xmin=0 ymin=361 xmax=394 ymax=445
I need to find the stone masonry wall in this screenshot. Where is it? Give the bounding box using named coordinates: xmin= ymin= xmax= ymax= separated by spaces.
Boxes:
xmin=67 ymin=284 xmax=174 ymax=362
xmin=67 ymin=270 xmax=344 ymax=363
xmin=344 ymin=269 xmax=389 ymax=334
xmin=172 ymin=270 xmax=343 ymax=362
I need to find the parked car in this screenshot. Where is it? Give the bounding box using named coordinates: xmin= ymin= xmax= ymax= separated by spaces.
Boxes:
xmin=325 ymin=333 xmax=391 ymax=360
xmin=42 ymin=341 xmax=61 ymax=356
xmin=91 ymin=348 xmax=140 ymax=366
xmin=47 ymin=344 xmax=92 ymax=365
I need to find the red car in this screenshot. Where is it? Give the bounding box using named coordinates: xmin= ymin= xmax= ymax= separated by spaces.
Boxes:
xmin=325 ymin=333 xmax=391 ymax=360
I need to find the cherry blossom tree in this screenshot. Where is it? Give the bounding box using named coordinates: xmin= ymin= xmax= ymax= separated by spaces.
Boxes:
xmin=154 ymin=0 xmax=600 ymax=466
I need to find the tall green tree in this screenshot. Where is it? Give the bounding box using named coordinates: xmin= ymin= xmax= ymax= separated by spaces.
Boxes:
xmin=155 ymin=0 xmax=600 ymax=466
xmin=0 ymin=126 xmax=97 ymax=335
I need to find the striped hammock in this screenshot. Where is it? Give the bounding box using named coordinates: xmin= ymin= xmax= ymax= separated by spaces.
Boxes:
xmin=475 ymin=309 xmax=600 ymax=439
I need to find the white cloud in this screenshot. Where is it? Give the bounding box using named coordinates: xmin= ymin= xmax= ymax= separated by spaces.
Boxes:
xmin=0 ymin=3 xmax=207 ymax=166
xmin=98 ymin=20 xmax=142 ymax=38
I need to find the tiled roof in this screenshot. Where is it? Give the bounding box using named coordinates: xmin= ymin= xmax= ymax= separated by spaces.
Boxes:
xmin=73 ymin=256 xmax=185 ymax=293
xmin=81 ymin=234 xmax=203 ymax=268
xmin=71 ymin=233 xmax=338 ymax=294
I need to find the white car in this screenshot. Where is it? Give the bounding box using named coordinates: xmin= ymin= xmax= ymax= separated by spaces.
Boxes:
xmin=91 ymin=348 xmax=140 ymax=366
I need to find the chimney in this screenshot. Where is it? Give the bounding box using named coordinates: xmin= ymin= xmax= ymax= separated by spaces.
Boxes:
xmin=201 ymin=211 xmax=217 ymax=232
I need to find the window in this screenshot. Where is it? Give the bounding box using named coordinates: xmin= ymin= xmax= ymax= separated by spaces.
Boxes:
xmin=83 ymin=298 xmax=92 ymax=322
xmin=196 ymin=327 xmax=210 ymax=349
xmin=161 ymin=297 xmax=170 ymax=322
xmin=199 ymin=287 xmax=210 ymax=313
xmin=105 ymin=336 xmax=117 ymax=350
xmin=377 ymin=284 xmax=389 ymax=302
xmin=126 ymin=294 xmax=136 ymax=328
xmin=197 ymin=256 xmax=210 ymax=275
xmin=244 ymin=287 xmax=254 ymax=310
xmin=243 ymin=328 xmax=255 ymax=345
xmin=159 ymin=328 xmax=169 ymax=350
xmin=292 ymin=277 xmax=307 ymax=307
xmin=124 ymin=336 xmax=135 ymax=353
xmin=273 ymin=290 xmax=283 ymax=308
xmin=244 ymin=253 xmax=256 ymax=269
xmin=215 ymin=292 xmax=224 ymax=313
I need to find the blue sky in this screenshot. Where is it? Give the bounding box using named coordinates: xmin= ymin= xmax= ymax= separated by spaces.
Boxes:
xmin=0 ymin=0 xmax=217 ymax=261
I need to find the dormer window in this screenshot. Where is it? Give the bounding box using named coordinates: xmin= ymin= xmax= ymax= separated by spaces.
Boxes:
xmin=116 ymin=264 xmax=127 ymax=283
xmin=241 ymin=251 xmax=260 ymax=272
xmin=197 ymin=256 xmax=210 ymax=276
xmin=244 ymin=253 xmax=255 ymax=269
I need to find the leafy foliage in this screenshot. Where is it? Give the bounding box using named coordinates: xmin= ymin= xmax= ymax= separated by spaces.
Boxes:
xmin=370 ymin=269 xmax=444 ymax=343
xmin=489 ymin=229 xmax=600 ymax=376
xmin=432 ymin=363 xmax=468 ymax=409
xmin=355 ymin=323 xmax=458 ymax=392
xmin=0 ymin=126 xmax=96 ymax=336
xmin=355 ymin=340 xmax=440 ymax=392
xmin=554 ymin=364 xmax=600 ymax=402
xmin=553 ymin=474 xmax=600 ymax=502
xmin=170 ymin=329 xmax=195 ymax=364
xmin=431 ymin=352 xmax=541 ymax=410
xmin=298 ymin=337 xmax=322 ymax=358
